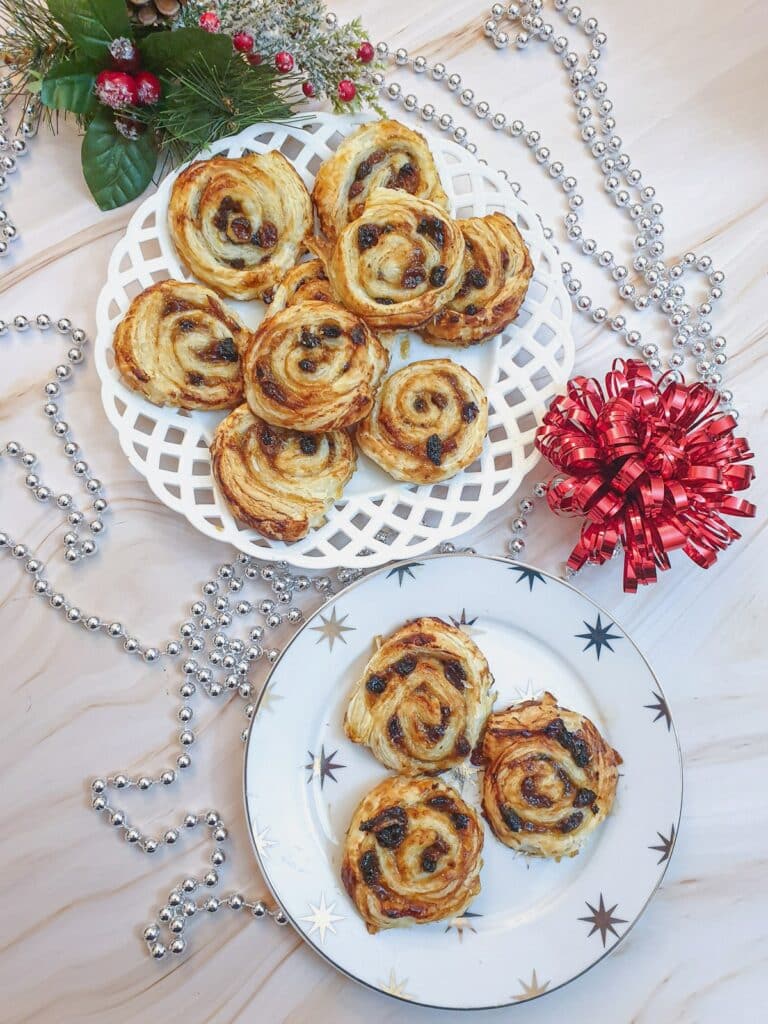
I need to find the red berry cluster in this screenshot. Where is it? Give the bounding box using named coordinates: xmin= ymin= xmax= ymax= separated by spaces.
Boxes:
xmin=95 ymin=39 xmax=162 ymax=120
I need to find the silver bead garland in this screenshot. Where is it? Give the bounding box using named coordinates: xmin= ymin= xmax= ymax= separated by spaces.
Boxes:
xmin=0 ymin=0 xmax=739 ymax=961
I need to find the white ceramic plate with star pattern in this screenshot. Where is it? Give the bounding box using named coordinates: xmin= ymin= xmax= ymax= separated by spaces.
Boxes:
xmin=243 ymin=554 xmax=682 ymax=1009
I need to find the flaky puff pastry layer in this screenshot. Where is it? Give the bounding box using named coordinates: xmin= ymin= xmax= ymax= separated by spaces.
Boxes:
xmin=168 ymin=151 xmax=312 ymax=301
xmin=424 ymin=212 xmax=534 ymax=346
xmin=113 ymin=279 xmax=248 ymax=410
xmin=356 ymin=358 xmax=488 ymax=483
xmin=210 ymin=404 xmax=355 ymax=542
xmin=341 ymin=775 xmax=483 ymax=934
xmin=312 ymin=119 xmax=449 ymax=242
xmin=242 ymin=300 xmax=389 ymax=432
xmin=265 ymin=259 xmax=336 ymax=318
xmin=313 ymin=189 xmax=465 ymax=331
xmin=480 ymin=692 xmax=622 ymax=859
xmin=345 ymin=616 xmax=494 ymax=775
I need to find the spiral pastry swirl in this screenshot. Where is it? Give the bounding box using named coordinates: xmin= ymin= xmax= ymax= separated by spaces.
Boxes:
xmin=356 ymin=359 xmax=488 ymax=483
xmin=210 ymin=404 xmax=356 ymax=542
xmin=424 ymin=212 xmax=534 ymax=346
xmin=312 ymin=119 xmax=449 ymax=241
xmin=242 ymin=301 xmax=389 ymax=432
xmin=113 ymin=280 xmax=247 ymax=410
xmin=345 ymin=616 xmax=494 ymax=774
xmin=321 ymin=189 xmax=465 ymax=330
xmin=341 ymin=775 xmax=483 ymax=933
xmin=168 ymin=151 xmax=312 ymax=301
xmin=266 ymin=259 xmax=335 ymax=317
xmin=480 ymin=692 xmax=622 ymax=859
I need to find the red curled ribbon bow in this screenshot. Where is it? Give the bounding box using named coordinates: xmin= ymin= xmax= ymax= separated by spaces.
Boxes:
xmin=535 ymin=359 xmax=756 ymax=592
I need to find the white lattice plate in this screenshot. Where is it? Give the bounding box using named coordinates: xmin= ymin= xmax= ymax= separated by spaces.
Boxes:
xmin=94 ymin=114 xmax=574 ymax=568
xmin=244 ymin=554 xmax=682 ymax=1009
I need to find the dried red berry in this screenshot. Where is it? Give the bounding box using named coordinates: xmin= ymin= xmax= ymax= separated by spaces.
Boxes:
xmin=337 ymin=79 xmax=356 ymax=102
xmin=135 ymin=71 xmax=162 ymax=107
xmin=95 ymin=70 xmax=138 ymax=110
xmin=233 ymin=31 xmax=254 ymax=53
xmin=275 ymin=51 xmax=294 ymax=73
xmin=357 ymin=41 xmax=375 ymax=63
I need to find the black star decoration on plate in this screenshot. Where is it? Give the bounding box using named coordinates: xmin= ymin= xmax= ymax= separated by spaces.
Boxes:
xmin=304 ymin=746 xmax=345 ymax=788
xmin=509 ymin=566 xmax=548 ymax=591
xmin=386 ymin=562 xmax=423 ymax=586
xmin=645 ymin=690 xmax=672 ymax=730
xmin=579 ymin=894 xmax=627 ymax=947
xmin=649 ymin=825 xmax=676 ymax=864
xmin=576 ymin=613 xmax=622 ymax=660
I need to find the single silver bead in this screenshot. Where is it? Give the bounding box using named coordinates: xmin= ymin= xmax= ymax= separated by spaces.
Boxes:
xmin=164 ymin=829 xmax=179 ymax=844
xmin=205 ymin=898 xmax=220 ymax=913
xmin=144 ymin=647 xmax=159 ymax=663
xmin=212 ymin=848 xmax=226 ymax=866
xmin=230 ymin=894 xmax=244 ymax=910
xmin=177 ymin=753 xmax=192 ymax=769
xmin=169 ymin=918 xmax=184 ymax=934
xmin=150 ymin=943 xmax=166 ymax=960
xmin=144 ymin=839 xmax=159 ymax=854
xmin=203 ymin=870 xmax=218 ymax=887
xmin=413 ymin=55 xmax=427 ymax=73
xmin=161 ymin=770 xmax=176 ymax=786
xmin=273 ymin=910 xmax=289 ymax=926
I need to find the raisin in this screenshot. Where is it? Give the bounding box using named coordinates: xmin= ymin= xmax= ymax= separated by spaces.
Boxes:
xmin=360 ymin=806 xmax=408 ymax=849
xmin=227 ymin=258 xmax=246 ymax=269
xmin=395 ymin=656 xmax=416 ymax=676
xmin=462 ymin=402 xmax=479 ymax=423
xmin=466 ymin=267 xmax=488 ymax=289
xmin=162 ymin=298 xmax=192 ymax=315
xmin=366 ymin=674 xmax=387 ymax=695
xmin=430 ymin=264 xmax=448 ymax=287
xmin=299 ymin=435 xmax=317 ymax=456
xmin=355 ymin=159 xmax=373 ymax=181
xmin=432 ymin=393 xmax=447 ymax=410
xmin=351 ymin=325 xmax=365 ymax=345
xmin=454 ymin=734 xmax=471 ymax=757
xmin=229 ymin=216 xmax=252 ymax=242
xmin=261 ymin=379 xmax=286 ymax=403
xmin=358 ymin=224 xmax=380 ymax=250
xmin=521 ymin=776 xmax=553 ymax=808
xmin=413 ymin=396 xmax=427 ymax=413
xmin=465 ymin=303 xmax=478 ymax=316
xmin=421 ymin=854 xmax=438 ymax=873
xmin=178 ymin=318 xmax=196 ymax=332
xmin=501 ymin=249 xmax=510 ymax=270
xmin=375 ymin=297 xmax=394 ymax=305
xmin=376 ymin=823 xmax=407 ymax=849
xmin=402 ymin=266 xmax=426 ymax=289
xmin=321 ymin=324 xmax=342 ymax=338
xmin=254 ymin=221 xmax=278 ymax=248
xmin=394 ymin=162 xmax=419 ymax=192
xmin=426 ymin=795 xmax=455 ymax=812
xmin=260 ymin=426 xmax=276 ymax=447
xmin=425 ymin=434 xmax=443 ymax=466
xmin=348 ymin=181 xmax=364 ymax=198
xmin=416 ymin=217 xmax=446 ymax=248
xmin=420 ymin=838 xmax=448 ymax=873
xmin=387 ymin=715 xmax=404 ymax=745
xmin=451 ymin=812 xmax=470 ymax=831
xmin=545 ymin=718 xmax=591 ymax=768
xmin=570 ymin=737 xmax=590 ymax=768
xmin=558 ymin=811 xmax=584 ymax=834
xmin=444 ymin=660 xmax=465 ymax=691
xmin=500 ymin=805 xmax=523 ymax=832
xmin=210 ymin=337 xmax=238 ymax=362
xmin=299 ymin=359 xmax=316 ymax=373
xmin=574 ymin=787 xmax=597 ymax=808
xmin=359 ymin=850 xmax=380 ymax=885
xmin=188 ymin=373 xmax=204 ymax=387
xmin=369 ymin=149 xmax=386 ymax=165
xmin=300 ymin=328 xmax=319 ymax=348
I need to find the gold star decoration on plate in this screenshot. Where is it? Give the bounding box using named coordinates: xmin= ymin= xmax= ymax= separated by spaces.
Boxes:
xmin=300 ymin=892 xmax=344 ymax=944
xmin=379 ymin=967 xmax=412 ymax=999
xmin=257 ymin=686 xmax=284 ymax=715
xmin=310 ymin=607 xmax=355 ymax=651
xmin=645 ymin=690 xmax=672 ymax=730
xmin=579 ymin=894 xmax=627 ymax=947
xmin=444 ymin=909 xmax=482 ymax=942
xmin=449 ymin=608 xmax=484 ymax=638
xmin=649 ymin=824 xmax=676 ymax=864
xmin=512 ymin=968 xmax=551 ymax=1001
xmin=252 ymin=824 xmax=275 ymax=859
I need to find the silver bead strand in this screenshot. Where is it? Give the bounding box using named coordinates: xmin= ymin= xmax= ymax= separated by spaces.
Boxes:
xmin=0 ymin=76 xmax=38 ymax=256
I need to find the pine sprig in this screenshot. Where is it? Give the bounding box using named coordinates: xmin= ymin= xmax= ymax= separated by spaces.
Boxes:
xmin=0 ymin=0 xmax=72 ymax=110
xmin=142 ymin=54 xmax=299 ymax=162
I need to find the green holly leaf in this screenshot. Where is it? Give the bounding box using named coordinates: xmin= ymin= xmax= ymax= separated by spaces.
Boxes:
xmin=47 ymin=0 xmax=130 ymax=60
xmin=81 ymin=110 xmax=157 ymax=211
xmin=41 ymin=58 xmax=98 ymax=115
xmin=140 ymin=28 xmax=233 ymax=75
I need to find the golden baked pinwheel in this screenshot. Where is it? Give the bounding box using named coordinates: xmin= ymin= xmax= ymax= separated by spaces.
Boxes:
xmin=242 ymin=300 xmax=389 ymax=432
xmin=210 ymin=404 xmax=356 ymax=541
xmin=480 ymin=692 xmax=622 ymax=859
xmin=168 ymin=151 xmax=312 ymax=301
xmin=341 ymin=775 xmax=483 ymax=933
xmin=424 ymin=212 xmax=534 ymax=346
xmin=266 ymin=259 xmax=335 ymax=316
xmin=318 ymin=189 xmax=465 ymax=330
xmin=113 ymin=279 xmax=247 ymax=410
xmin=356 ymin=358 xmax=488 ymax=483
xmin=345 ymin=616 xmax=494 ymax=774
xmin=312 ymin=119 xmax=449 ymax=241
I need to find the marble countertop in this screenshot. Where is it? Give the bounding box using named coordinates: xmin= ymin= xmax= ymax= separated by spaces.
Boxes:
xmin=1 ymin=2 xmax=766 ymax=1021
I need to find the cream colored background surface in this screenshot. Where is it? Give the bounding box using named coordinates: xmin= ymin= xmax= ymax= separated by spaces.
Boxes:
xmin=1 ymin=2 xmax=766 ymax=1021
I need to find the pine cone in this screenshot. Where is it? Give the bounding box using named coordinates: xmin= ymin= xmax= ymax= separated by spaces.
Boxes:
xmin=127 ymin=0 xmax=187 ymax=27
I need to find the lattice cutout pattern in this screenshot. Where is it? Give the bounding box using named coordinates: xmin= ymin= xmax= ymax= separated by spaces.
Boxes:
xmin=94 ymin=114 xmax=574 ymax=568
